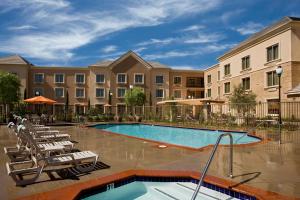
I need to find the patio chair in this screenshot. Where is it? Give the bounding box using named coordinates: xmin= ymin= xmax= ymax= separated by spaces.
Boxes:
xmin=5 ymin=125 xmax=74 ymax=162
xmin=6 ymin=127 xmax=98 ymax=186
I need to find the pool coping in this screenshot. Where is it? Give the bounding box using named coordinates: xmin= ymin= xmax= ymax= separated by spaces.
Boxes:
xmin=16 ymin=170 xmax=297 ymax=200
xmin=88 ymin=122 xmax=267 ymax=151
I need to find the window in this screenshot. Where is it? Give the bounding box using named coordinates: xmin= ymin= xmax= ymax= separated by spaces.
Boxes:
xmin=76 ymin=88 xmax=85 ymax=98
xmin=117 ymin=73 xmax=127 ymax=83
xmin=33 ymin=88 xmax=43 ymax=96
xmin=207 ymin=75 xmax=211 ymax=84
xmin=156 ymin=89 xmax=164 ymax=98
xmin=54 ymin=74 xmax=64 ymax=83
xmin=155 ymin=75 xmax=164 ymax=84
xmin=96 ymin=74 xmax=105 ymax=83
xmin=55 ymin=88 xmax=64 ymax=98
xmin=117 ymin=88 xmax=126 ymax=98
xmin=34 ymin=73 xmax=44 ymax=83
xmin=267 ymin=44 xmax=279 ymax=62
xmin=207 ymin=89 xmax=211 ymax=97
xmin=267 ymin=71 xmax=279 ymax=87
xmin=75 ymin=74 xmax=85 ymax=84
xmin=242 ymin=56 xmax=250 ymax=70
xmin=242 ymin=77 xmax=250 ymax=90
xmin=218 ymin=86 xmax=221 ymax=96
xmin=224 ymin=64 xmax=231 ymax=76
xmin=174 ymin=76 xmax=181 ymax=84
xmin=218 ymin=71 xmax=220 ymax=81
xmin=174 ymin=90 xmax=181 ymax=98
xmin=186 ymin=77 xmax=203 ymax=87
xmin=224 ymin=82 xmax=230 ymax=94
xmin=134 ymin=74 xmax=144 ymax=84
xmin=96 ymin=88 xmax=105 ymax=98
xmin=267 ymin=99 xmax=279 ymax=114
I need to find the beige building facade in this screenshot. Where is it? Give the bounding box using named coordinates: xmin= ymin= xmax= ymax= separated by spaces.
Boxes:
xmin=204 ymin=17 xmax=300 ymax=105
xmin=0 ymin=51 xmax=204 ymax=114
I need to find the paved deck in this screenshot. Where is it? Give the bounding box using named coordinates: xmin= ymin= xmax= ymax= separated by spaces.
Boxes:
xmin=0 ymin=124 xmax=299 ymax=199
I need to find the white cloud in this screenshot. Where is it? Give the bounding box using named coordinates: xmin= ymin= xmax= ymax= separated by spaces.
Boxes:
xmin=133 ymin=47 xmax=147 ymax=53
xmin=143 ymin=43 xmax=236 ymax=60
xmin=220 ymin=9 xmax=244 ymax=23
xmin=184 ymin=32 xmax=224 ymax=44
xmin=181 ymin=25 xmax=205 ymax=32
xmin=235 ymin=22 xmax=264 ymax=35
xmin=137 ymin=38 xmax=175 ymax=46
xmin=7 ymin=25 xmax=37 ymax=30
xmin=0 ymin=0 xmax=222 ymax=62
xmin=101 ymin=45 xmax=117 ymax=53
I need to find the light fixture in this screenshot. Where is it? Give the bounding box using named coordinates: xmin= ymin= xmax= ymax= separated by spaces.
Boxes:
xmin=276 ymin=66 xmax=283 ymax=76
xmin=35 ymin=91 xmax=40 ymax=96
xmin=129 ymin=85 xmax=133 ymax=89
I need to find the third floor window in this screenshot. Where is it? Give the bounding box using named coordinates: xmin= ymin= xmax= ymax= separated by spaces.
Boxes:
xmin=242 ymin=56 xmax=250 ymax=70
xmin=96 ymin=74 xmax=105 ymax=83
xmin=134 ymin=74 xmax=144 ymax=84
xmin=267 ymin=44 xmax=279 ymax=62
xmin=117 ymin=73 xmax=127 ymax=83
xmin=224 ymin=64 xmax=231 ymax=76
xmin=156 ymin=75 xmax=164 ymax=84
xmin=75 ymin=74 xmax=85 ymax=84
xmin=54 ymin=74 xmax=64 ymax=83
xmin=34 ymin=73 xmax=44 ymax=83
xmin=173 ymin=76 xmax=181 ymax=84
xmin=207 ymin=75 xmax=211 ymax=84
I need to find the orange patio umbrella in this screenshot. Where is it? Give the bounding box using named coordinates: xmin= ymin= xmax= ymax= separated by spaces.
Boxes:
xmin=24 ymin=96 xmax=57 ymax=104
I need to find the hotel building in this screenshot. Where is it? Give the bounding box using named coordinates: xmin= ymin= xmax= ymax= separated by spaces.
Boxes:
xmin=0 ymin=16 xmax=299 ymax=115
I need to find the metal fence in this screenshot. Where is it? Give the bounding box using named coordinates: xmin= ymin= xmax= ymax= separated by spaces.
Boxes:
xmin=1 ymin=102 xmax=300 ymax=129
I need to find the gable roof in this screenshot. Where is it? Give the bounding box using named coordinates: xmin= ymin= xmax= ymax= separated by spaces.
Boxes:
xmin=148 ymin=61 xmax=170 ymax=69
xmin=90 ymin=60 xmax=113 ymax=67
xmin=0 ymin=55 xmax=32 ymax=65
xmin=218 ymin=16 xmax=300 ymax=61
xmin=107 ymin=50 xmax=153 ymax=69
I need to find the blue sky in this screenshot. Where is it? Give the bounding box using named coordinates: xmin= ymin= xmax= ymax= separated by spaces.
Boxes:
xmin=0 ymin=0 xmax=299 ymax=69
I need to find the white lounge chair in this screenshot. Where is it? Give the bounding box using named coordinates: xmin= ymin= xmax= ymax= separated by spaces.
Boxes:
xmin=6 ymin=127 xmax=98 ymax=186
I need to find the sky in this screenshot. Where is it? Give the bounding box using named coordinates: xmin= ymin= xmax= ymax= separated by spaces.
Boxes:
xmin=0 ymin=0 xmax=299 ymax=70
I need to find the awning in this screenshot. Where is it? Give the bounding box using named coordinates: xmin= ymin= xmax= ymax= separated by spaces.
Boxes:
xmin=286 ymin=84 xmax=300 ymax=97
xmin=156 ymin=98 xmax=225 ymax=105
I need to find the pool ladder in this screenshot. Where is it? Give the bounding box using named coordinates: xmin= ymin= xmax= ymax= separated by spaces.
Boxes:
xmin=191 ymin=133 xmax=233 ymax=200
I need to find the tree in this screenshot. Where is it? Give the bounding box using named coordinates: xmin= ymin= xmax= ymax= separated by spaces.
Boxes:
xmin=229 ymin=84 xmax=256 ymax=124
xmin=0 ymin=71 xmax=21 ymax=122
xmin=125 ymin=87 xmax=146 ymax=107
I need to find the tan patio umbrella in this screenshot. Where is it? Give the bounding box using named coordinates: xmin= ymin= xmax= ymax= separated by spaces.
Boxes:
xmin=24 ymin=96 xmax=57 ymax=104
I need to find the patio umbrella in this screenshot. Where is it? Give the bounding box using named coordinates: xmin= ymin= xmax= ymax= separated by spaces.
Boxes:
xmin=24 ymin=96 xmax=57 ymax=104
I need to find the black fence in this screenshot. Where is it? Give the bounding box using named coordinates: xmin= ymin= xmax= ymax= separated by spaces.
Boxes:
xmin=1 ymin=102 xmax=300 ymax=129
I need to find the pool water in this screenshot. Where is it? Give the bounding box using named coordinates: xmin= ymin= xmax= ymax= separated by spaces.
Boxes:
xmin=94 ymin=124 xmax=260 ymax=148
xmin=80 ymin=181 xmax=240 ymax=200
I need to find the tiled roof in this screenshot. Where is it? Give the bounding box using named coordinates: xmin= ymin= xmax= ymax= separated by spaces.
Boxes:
xmin=148 ymin=61 xmax=170 ymax=68
xmin=0 ymin=55 xmax=32 ymax=65
xmin=90 ymin=60 xmax=113 ymax=67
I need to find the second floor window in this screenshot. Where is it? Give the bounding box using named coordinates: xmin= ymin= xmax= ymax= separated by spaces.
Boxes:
xmin=96 ymin=74 xmax=105 ymax=83
xmin=242 ymin=77 xmax=250 ymax=90
xmin=267 ymin=44 xmax=279 ymax=62
xmin=224 ymin=64 xmax=230 ymax=76
xmin=242 ymin=56 xmax=250 ymax=70
xmin=207 ymin=88 xmax=211 ymax=97
xmin=55 ymin=88 xmax=64 ymax=98
xmin=117 ymin=73 xmax=127 ymax=83
xmin=174 ymin=76 xmax=181 ymax=84
xmin=156 ymin=75 xmax=164 ymax=84
xmin=76 ymin=88 xmax=85 ymax=98
xmin=156 ymin=89 xmax=164 ymax=98
xmin=76 ymin=74 xmax=85 ymax=84
xmin=207 ymin=75 xmax=211 ymax=84
xmin=96 ymin=88 xmax=105 ymax=98
xmin=224 ymin=82 xmax=230 ymax=94
xmin=55 ymin=74 xmax=64 ymax=83
xmin=34 ymin=73 xmax=44 ymax=83
xmin=117 ymin=88 xmax=126 ymax=98
xmin=134 ymin=74 xmax=144 ymax=84
xmin=267 ymin=71 xmax=279 ymax=87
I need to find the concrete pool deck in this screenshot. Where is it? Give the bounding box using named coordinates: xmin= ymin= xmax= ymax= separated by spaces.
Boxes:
xmin=0 ymin=124 xmax=299 ymax=199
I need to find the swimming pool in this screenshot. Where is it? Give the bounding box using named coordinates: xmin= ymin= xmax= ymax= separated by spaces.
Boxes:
xmin=80 ymin=181 xmax=242 ymax=200
xmin=94 ymin=124 xmax=260 ymax=148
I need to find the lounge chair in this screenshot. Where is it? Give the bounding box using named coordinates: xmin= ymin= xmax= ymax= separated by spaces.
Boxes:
xmin=6 ymin=126 xmax=98 ymax=186
xmin=5 ymin=125 xmax=74 ymax=161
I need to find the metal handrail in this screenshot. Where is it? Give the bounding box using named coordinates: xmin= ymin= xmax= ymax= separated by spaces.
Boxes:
xmin=191 ymin=133 xmax=233 ymax=200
